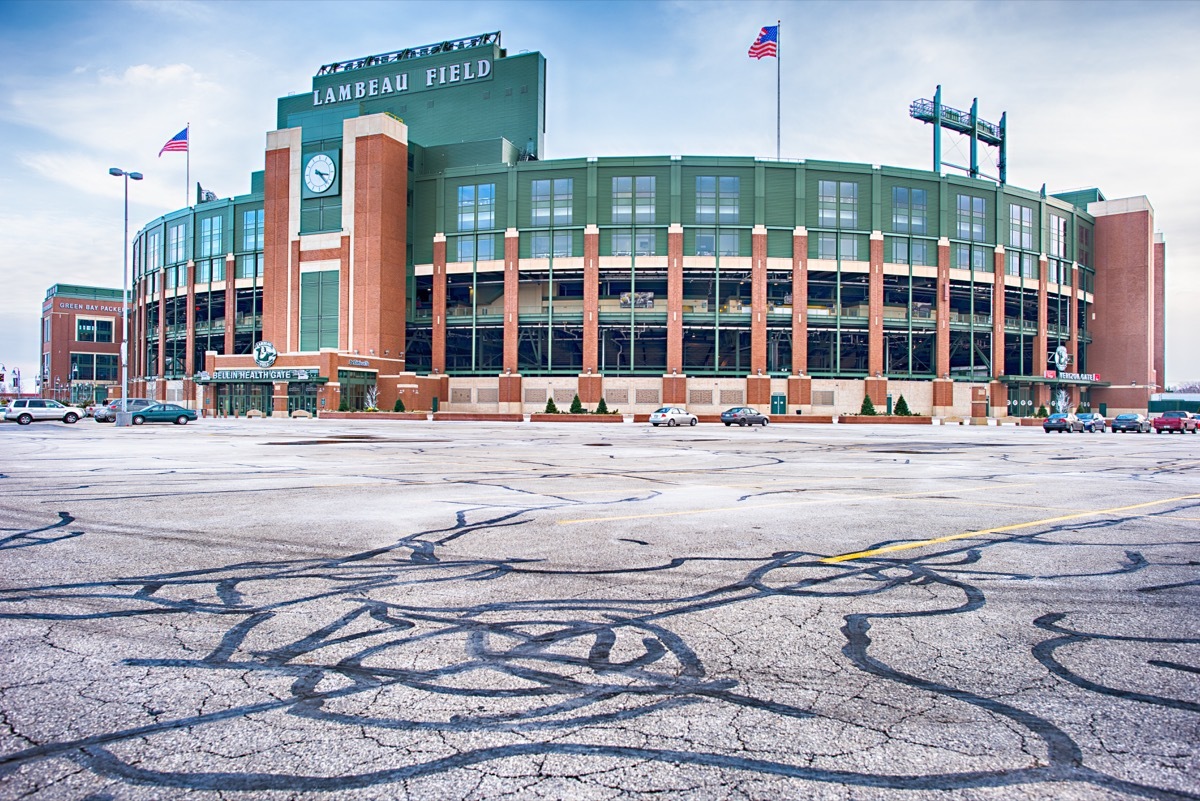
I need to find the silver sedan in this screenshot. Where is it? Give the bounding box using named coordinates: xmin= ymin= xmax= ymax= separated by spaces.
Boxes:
xmin=649 ymin=407 xmax=698 ymax=427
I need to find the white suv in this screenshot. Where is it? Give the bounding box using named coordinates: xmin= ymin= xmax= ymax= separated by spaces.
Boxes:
xmin=4 ymin=399 xmax=87 ymax=425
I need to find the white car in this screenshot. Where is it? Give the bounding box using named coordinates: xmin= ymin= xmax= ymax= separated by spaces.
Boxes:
xmin=649 ymin=407 xmax=698 ymax=427
xmin=4 ymin=399 xmax=87 ymax=425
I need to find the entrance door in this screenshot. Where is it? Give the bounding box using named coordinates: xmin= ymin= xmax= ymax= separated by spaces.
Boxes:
xmin=287 ymin=382 xmax=318 ymax=415
xmin=770 ymin=393 xmax=787 ymax=415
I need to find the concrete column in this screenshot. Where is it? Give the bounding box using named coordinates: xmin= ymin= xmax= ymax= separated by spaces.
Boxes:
xmin=583 ymin=224 xmax=600 ymax=374
xmin=1068 ymin=261 xmax=1080 ymax=409
xmin=666 ymin=223 xmax=683 ymax=374
xmin=868 ymin=231 xmax=884 ymax=377
xmin=432 ymin=233 xmax=446 ymax=374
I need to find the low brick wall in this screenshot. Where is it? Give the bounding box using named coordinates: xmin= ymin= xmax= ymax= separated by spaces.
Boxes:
xmin=318 ymin=411 xmax=428 ymax=421
xmin=433 ymin=412 xmax=523 ymax=422
xmin=530 ymin=413 xmax=623 ymax=423
xmin=1017 ymin=418 xmax=1044 ymax=427
xmin=772 ymin=415 xmax=837 ymax=424
xmin=838 ymin=415 xmax=933 ymax=425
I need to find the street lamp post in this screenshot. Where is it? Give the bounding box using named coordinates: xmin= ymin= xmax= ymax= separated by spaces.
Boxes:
xmin=109 ymin=168 xmax=142 ymax=426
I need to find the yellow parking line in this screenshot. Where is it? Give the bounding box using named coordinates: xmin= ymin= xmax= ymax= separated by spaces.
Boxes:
xmin=556 ymin=483 xmax=1035 ymax=525
xmin=821 ymin=493 xmax=1200 ymax=563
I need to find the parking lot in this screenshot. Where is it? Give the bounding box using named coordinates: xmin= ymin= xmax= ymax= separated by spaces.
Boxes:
xmin=1 ymin=418 xmax=1197 ymax=799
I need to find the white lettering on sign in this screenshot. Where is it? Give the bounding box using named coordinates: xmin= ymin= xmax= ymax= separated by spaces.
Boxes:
xmin=314 ymin=62 xmax=485 ymax=107
xmin=57 ymin=302 xmax=123 ymax=313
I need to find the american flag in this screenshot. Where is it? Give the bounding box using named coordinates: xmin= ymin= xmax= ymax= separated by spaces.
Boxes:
xmin=748 ymin=25 xmax=778 ymax=60
xmin=158 ymin=127 xmax=188 ymax=157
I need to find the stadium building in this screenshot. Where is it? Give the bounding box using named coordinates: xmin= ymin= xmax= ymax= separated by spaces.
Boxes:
xmin=119 ymin=32 xmax=1166 ymax=418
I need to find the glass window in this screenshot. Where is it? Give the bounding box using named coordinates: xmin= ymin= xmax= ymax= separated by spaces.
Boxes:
xmin=696 ymin=176 xmax=716 ymax=224
xmin=458 ymin=236 xmax=475 ymax=262
xmin=167 ymin=223 xmax=186 ymax=264
xmin=1049 ymin=213 xmax=1068 ymax=258
xmin=457 ymin=183 xmax=496 ymax=232
xmin=893 ymin=238 xmax=909 ymax=265
xmin=635 ymin=229 xmax=655 ymax=256
xmin=696 ymin=229 xmax=715 ymax=256
xmin=820 ymin=180 xmax=858 ymax=228
xmin=531 ymin=232 xmax=550 ymax=258
xmin=612 ymin=230 xmax=631 ymax=256
xmin=477 ymin=235 xmax=495 ymax=261
xmin=612 ymin=176 xmax=632 ymax=224
xmin=238 ymin=254 xmax=263 ymax=278
xmin=199 ymin=216 xmax=222 ymax=258
xmin=719 ymin=176 xmax=739 ymax=224
xmin=243 ymin=209 xmax=264 ymax=251
xmin=911 ymin=240 xmax=929 ymax=266
xmin=96 ymin=319 xmax=113 ymax=343
xmin=719 ymin=231 xmax=738 ymax=257
xmin=840 ymin=235 xmax=859 ymax=261
xmin=957 ymin=194 xmax=986 ymax=242
xmin=635 ymin=176 xmax=655 ymax=223
xmin=553 ymin=178 xmax=572 ymax=225
xmin=1009 ymin=204 xmax=1034 ymax=250
xmin=76 ymin=318 xmax=96 ymax=342
xmin=553 ymin=231 xmax=572 ymax=258
xmin=531 ymin=179 xmax=550 ymax=227
xmin=818 ymin=233 xmax=836 ymax=260
xmin=892 ymin=187 xmax=928 ymax=234
xmin=146 ymin=231 xmax=162 ymax=273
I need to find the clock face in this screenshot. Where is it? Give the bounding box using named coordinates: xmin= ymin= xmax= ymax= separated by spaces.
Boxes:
xmin=304 ymin=153 xmax=336 ymax=194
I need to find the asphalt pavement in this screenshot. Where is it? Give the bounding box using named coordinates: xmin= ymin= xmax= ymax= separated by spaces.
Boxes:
xmin=0 ymin=417 xmax=1197 ymax=799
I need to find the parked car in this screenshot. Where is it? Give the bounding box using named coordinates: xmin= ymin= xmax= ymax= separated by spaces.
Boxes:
xmin=1042 ymin=413 xmax=1084 ymax=433
xmin=721 ymin=406 xmax=770 ymax=427
xmin=1111 ymin=413 xmax=1151 ymax=433
xmin=130 ymin=403 xmax=198 ymax=426
xmin=649 ymin=407 xmax=698 ymax=427
xmin=1076 ymin=412 xmax=1107 ymax=433
xmin=94 ymin=398 xmax=156 ymax=422
xmin=1151 ymin=410 xmax=1198 ymax=434
xmin=4 ymin=399 xmax=87 ymax=425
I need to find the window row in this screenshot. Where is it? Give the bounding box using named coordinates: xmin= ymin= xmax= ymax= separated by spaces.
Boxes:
xmin=76 ymin=317 xmax=114 ymax=343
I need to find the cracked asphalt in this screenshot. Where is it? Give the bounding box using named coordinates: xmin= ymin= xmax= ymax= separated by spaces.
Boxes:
xmin=0 ymin=418 xmax=1197 ymax=799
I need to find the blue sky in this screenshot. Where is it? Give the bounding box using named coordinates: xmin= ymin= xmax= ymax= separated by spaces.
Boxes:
xmin=1 ymin=0 xmax=1197 ymax=390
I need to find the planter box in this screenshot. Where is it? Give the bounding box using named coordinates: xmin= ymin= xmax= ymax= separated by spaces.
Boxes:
xmin=530 ymin=413 xmax=623 ymax=423
xmin=1018 ymin=418 xmax=1045 ymax=427
xmin=318 ymin=411 xmax=428 ymax=421
xmin=838 ymin=415 xmax=933 ymax=425
xmin=433 ymin=412 xmax=523 ymax=422
xmin=772 ymin=415 xmax=836 ymax=424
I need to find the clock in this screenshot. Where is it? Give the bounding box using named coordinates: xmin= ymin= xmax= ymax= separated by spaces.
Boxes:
xmin=304 ymin=153 xmax=337 ymax=194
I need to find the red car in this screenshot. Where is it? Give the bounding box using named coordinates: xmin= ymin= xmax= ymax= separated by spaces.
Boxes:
xmin=1151 ymin=411 xmax=1198 ymax=434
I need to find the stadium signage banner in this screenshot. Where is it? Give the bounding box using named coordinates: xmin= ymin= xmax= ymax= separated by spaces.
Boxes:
xmin=209 ymin=369 xmax=319 ymax=382
xmin=312 ymin=59 xmax=492 ymax=107
xmin=1043 ymin=370 xmax=1100 ymax=382
xmin=56 ymin=301 xmax=123 ymax=313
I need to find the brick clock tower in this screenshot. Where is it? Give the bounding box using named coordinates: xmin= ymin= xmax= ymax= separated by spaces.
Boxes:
xmin=238 ymin=113 xmax=410 ymax=414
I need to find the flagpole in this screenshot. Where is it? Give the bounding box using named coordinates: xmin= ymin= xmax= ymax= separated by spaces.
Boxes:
xmin=776 ymin=19 xmax=781 ymax=160
xmin=186 ymin=122 xmax=191 ymax=208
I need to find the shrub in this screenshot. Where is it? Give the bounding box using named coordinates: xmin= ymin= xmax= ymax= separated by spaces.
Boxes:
xmin=859 ymin=395 xmax=878 ymax=416
xmin=1036 ymin=405 xmax=1048 ymax=418
xmin=894 ymin=395 xmax=912 ymax=416
xmin=544 ymin=397 xmax=559 ymax=414
xmin=338 ymin=398 xmax=350 ymax=412
xmin=595 ymin=397 xmax=610 ymax=415
xmin=569 ymin=394 xmax=584 ymax=414
xmin=393 ymin=397 xmax=405 ymax=412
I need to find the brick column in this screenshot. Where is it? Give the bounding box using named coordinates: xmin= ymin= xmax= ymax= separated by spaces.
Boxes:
xmin=1034 ymin=255 xmax=1050 ymax=410
xmin=185 ymin=260 xmax=196 ymax=379
xmin=933 ymin=237 xmax=953 ymax=411
xmin=432 ymin=234 xmax=446 ymax=374
xmin=1154 ymin=237 xmax=1165 ymax=391
xmin=224 ymin=255 xmax=236 ymax=357
xmin=583 ymin=224 xmax=600 ymax=374
xmin=156 ymin=288 xmax=166 ymax=397
xmin=666 ymin=223 xmax=683 ymax=375
xmin=1068 ymin=262 xmax=1081 ymax=409
xmin=990 ymin=245 xmax=1006 ymax=416
xmin=868 ymin=231 xmax=884 ymax=377
xmin=503 ymin=229 xmax=520 ymax=373
xmin=792 ymin=226 xmax=808 ymax=376
xmin=750 ymin=225 xmax=768 ymax=375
